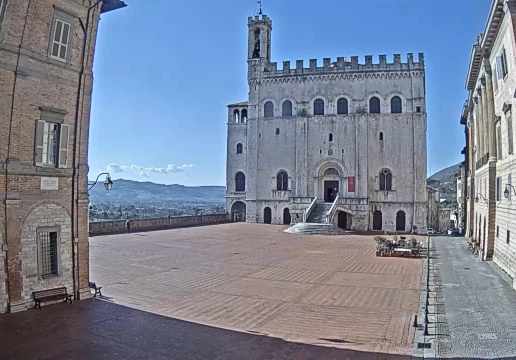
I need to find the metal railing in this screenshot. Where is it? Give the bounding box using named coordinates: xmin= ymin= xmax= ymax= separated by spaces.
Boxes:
xmin=326 ymin=194 xmax=340 ymax=224
xmin=303 ymin=197 xmax=318 ymax=222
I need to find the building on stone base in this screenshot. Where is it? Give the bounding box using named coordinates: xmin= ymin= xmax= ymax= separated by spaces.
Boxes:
xmin=226 ymin=13 xmax=428 ymax=233
xmin=462 ymin=0 xmax=516 ymax=286
xmin=0 ymin=0 xmax=125 ymax=313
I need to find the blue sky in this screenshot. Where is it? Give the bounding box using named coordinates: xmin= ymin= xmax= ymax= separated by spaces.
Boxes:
xmin=89 ymin=0 xmax=491 ymax=186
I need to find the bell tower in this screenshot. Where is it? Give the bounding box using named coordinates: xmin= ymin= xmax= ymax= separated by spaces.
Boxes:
xmin=247 ymin=14 xmax=272 ymax=80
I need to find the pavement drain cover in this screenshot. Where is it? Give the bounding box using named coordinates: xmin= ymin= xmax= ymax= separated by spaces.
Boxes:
xmin=478 ymin=333 xmax=497 ymax=340
xmin=417 ymin=343 xmax=431 ymax=349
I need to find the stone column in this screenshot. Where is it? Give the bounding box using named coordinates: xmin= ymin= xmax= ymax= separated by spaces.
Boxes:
xmin=480 ymin=82 xmax=490 ymax=159
xmin=483 ymin=62 xmax=497 ymax=160
xmin=474 ymin=96 xmax=482 ymax=157
xmin=477 ymin=87 xmax=486 ymax=158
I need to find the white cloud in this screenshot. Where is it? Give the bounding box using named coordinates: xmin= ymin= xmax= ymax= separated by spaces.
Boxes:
xmin=105 ymin=163 xmax=195 ymax=178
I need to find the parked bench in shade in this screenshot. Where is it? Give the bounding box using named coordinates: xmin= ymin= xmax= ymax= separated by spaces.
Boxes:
xmin=33 ymin=287 xmax=72 ymax=310
xmin=89 ymin=282 xmax=102 ymax=297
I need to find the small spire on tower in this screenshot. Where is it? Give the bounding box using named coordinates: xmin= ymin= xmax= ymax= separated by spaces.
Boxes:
xmin=257 ymin=0 xmax=262 ymax=15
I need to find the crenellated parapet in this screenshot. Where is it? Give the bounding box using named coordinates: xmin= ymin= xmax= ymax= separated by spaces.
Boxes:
xmin=263 ymin=53 xmax=424 ymax=78
xmin=248 ymin=14 xmax=272 ymax=27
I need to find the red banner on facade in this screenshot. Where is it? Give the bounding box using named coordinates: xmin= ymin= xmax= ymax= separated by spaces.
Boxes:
xmin=348 ymin=177 xmax=355 ymax=192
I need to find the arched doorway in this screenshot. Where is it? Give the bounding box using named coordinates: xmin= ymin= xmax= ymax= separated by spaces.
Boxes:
xmin=264 ymin=207 xmax=272 ymax=224
xmin=231 ymin=201 xmax=246 ymax=222
xmin=283 ymin=208 xmax=291 ymax=225
xmin=338 ymin=211 xmax=347 ymax=230
xmin=396 ymin=211 xmax=406 ymax=231
xmin=373 ymin=210 xmax=382 ymax=231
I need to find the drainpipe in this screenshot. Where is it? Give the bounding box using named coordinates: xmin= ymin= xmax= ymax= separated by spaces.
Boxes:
xmin=3 ymin=0 xmax=32 ymax=312
xmin=71 ymin=0 xmax=101 ymax=300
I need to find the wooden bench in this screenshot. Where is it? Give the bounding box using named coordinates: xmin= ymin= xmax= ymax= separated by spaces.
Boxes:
xmin=33 ymin=287 xmax=72 ymax=310
xmin=89 ymin=282 xmax=102 ymax=297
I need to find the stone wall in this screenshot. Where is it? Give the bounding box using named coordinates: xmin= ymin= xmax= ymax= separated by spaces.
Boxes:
xmin=89 ymin=213 xmax=230 ymax=236
xmin=0 ymin=221 xmax=7 ymax=313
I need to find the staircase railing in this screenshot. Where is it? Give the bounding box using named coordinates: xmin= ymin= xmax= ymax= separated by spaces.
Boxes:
xmin=326 ymin=194 xmax=340 ymax=224
xmin=303 ymin=197 xmax=318 ymax=222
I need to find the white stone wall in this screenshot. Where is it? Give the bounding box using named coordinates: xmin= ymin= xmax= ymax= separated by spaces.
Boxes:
xmin=0 ymin=223 xmax=7 ymax=313
xmin=489 ymin=4 xmax=516 ymax=277
xmin=19 ymin=203 xmax=73 ymax=309
xmin=226 ymin=14 xmax=428 ymax=231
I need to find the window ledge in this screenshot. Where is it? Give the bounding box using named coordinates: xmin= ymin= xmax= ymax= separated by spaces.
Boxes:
xmin=40 ymin=274 xmax=60 ymax=280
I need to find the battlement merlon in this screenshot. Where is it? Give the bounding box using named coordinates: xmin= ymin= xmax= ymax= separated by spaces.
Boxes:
xmin=248 ymin=14 xmax=272 ymax=27
xmin=260 ymin=53 xmax=425 ymax=77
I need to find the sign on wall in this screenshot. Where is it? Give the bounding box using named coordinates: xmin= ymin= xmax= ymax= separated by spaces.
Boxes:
xmin=41 ymin=177 xmax=58 ymax=191
xmin=348 ymin=176 xmax=355 ymax=192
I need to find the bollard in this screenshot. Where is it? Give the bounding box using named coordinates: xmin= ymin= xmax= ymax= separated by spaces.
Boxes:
xmin=413 ymin=314 xmax=418 ymax=327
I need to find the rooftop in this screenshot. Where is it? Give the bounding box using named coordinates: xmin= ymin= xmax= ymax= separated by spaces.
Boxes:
xmin=227 ymin=101 xmax=248 ymax=107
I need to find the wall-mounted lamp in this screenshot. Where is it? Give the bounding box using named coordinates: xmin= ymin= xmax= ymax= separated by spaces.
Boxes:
xmin=88 ymin=173 xmax=113 ymax=192
xmin=475 ymin=193 xmax=488 ymax=203
xmin=504 ymin=184 xmax=516 ymax=199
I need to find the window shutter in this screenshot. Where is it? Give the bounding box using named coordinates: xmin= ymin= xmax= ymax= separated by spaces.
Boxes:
xmin=35 ymin=120 xmax=45 ymax=165
xmin=58 ymin=124 xmax=70 ymax=168
xmin=502 ymin=48 xmax=508 ymax=77
xmin=496 ymin=56 xmax=503 ymax=79
xmin=493 ymin=64 xmax=499 ymax=91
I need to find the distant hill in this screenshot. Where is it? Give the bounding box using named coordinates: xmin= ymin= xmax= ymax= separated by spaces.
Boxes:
xmin=427 ymin=162 xmax=462 ymax=203
xmin=428 ymin=163 xmax=461 ymax=182
xmin=89 ymin=179 xmax=226 ymax=204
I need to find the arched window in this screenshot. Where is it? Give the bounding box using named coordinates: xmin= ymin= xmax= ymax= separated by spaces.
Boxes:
xmin=324 ymin=168 xmax=339 ymax=176
xmin=379 ymin=132 xmax=384 ymax=141
xmin=391 ymin=96 xmax=402 ymax=114
xmin=241 ymin=109 xmax=248 ymax=122
xmin=277 ymin=171 xmax=288 ymax=190
xmin=235 ymin=172 xmax=245 ymax=192
xmin=379 ymin=169 xmax=392 ymax=191
xmin=236 ymin=143 xmax=243 ymax=154
xmin=329 ymin=133 xmax=333 ymax=142
xmin=337 ymin=98 xmax=348 ymax=115
xmin=314 ymin=99 xmax=324 ymax=115
xmin=264 ymin=101 xmax=274 ymax=118
xmin=275 ymin=128 xmax=280 ymax=135
xmin=233 ymin=109 xmax=240 ymax=123
xmin=282 ymin=100 xmax=292 ymax=117
xmin=369 ymin=97 xmax=381 ymax=114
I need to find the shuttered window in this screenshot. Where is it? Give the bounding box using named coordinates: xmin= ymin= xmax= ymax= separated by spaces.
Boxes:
xmin=50 ymin=15 xmax=72 ymax=62
xmin=35 ymin=119 xmax=70 ymax=168
xmin=496 ymin=49 xmax=509 ymax=79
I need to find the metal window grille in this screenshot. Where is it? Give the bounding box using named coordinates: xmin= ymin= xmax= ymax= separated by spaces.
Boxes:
xmin=39 ymin=231 xmax=58 ymax=276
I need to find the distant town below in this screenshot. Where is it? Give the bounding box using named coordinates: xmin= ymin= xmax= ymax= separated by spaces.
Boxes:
xmin=89 ymin=179 xmax=226 ymax=221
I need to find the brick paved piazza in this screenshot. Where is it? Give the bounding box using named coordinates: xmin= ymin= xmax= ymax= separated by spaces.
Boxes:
xmin=90 ymin=223 xmax=423 ymax=356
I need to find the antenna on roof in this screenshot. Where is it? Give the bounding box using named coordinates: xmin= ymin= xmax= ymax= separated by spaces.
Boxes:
xmin=257 ymin=0 xmax=262 ymax=15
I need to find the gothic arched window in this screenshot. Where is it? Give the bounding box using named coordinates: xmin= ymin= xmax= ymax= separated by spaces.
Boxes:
xmin=235 ymin=172 xmax=246 ymax=192
xmin=379 ymin=169 xmax=392 ymax=190
xmin=369 ymin=97 xmax=381 ymax=114
xmin=314 ymin=99 xmax=324 ymax=115
xmin=276 ymin=171 xmax=288 ymax=190
xmin=241 ymin=109 xmax=248 ymax=122
xmin=337 ymin=98 xmax=348 ymax=115
xmin=233 ymin=109 xmax=240 ymax=123
xmin=282 ymin=100 xmax=292 ymax=117
xmin=236 ymin=143 xmax=243 ymax=154
xmin=264 ymin=101 xmax=274 ymax=118
xmin=391 ymin=96 xmax=402 ymax=114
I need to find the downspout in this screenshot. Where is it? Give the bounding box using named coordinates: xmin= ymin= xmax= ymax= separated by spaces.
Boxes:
xmin=4 ymin=0 xmax=32 ymax=312
xmin=71 ymin=0 xmax=100 ymax=300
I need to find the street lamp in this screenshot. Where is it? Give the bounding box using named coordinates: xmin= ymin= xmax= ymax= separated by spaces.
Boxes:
xmin=504 ymin=184 xmax=516 ymax=199
xmin=88 ymin=173 xmax=113 ymax=191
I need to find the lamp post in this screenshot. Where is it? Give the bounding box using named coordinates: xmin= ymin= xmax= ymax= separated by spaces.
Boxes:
xmin=504 ymin=184 xmax=516 ymax=199
xmin=88 ymin=173 xmax=113 ymax=191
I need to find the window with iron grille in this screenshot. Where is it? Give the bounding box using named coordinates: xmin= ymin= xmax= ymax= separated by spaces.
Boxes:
xmin=38 ymin=230 xmax=59 ymax=277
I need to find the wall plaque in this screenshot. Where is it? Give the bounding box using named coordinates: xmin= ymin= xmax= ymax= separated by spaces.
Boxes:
xmin=41 ymin=177 xmax=58 ymax=191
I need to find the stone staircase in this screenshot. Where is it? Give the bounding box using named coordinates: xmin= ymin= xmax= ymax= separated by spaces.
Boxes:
xmin=284 ymin=222 xmax=349 ymax=235
xmin=306 ymin=203 xmax=333 ymax=223
xmin=284 ymin=202 xmax=349 ymax=235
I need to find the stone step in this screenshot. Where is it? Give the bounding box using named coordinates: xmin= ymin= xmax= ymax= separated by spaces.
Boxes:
xmin=306 ymin=203 xmax=334 ymax=224
xmin=284 ymin=223 xmax=349 ymax=236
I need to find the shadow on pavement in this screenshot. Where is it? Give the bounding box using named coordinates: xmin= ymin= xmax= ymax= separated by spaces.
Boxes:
xmin=0 ymin=298 xmax=514 ymax=359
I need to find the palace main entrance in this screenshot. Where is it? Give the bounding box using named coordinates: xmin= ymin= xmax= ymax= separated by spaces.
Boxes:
xmin=324 ymin=181 xmax=339 ymax=202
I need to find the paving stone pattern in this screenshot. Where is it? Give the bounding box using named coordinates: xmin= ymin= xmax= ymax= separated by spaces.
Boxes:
xmin=0 ymin=299 xmax=417 ymax=360
xmin=89 ymin=223 xmax=424 ymax=356
xmin=431 ymin=235 xmax=516 ymax=359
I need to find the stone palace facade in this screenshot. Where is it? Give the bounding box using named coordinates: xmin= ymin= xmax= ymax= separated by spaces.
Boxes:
xmin=226 ymin=13 xmax=428 ymax=233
